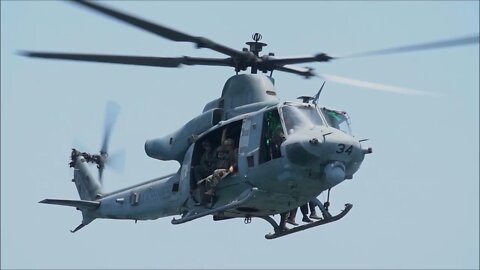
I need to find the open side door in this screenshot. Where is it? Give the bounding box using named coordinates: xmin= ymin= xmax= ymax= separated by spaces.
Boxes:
xmin=237 ymin=114 xmax=263 ymax=174
xmin=238 ymin=107 xmax=283 ymax=173
xmin=174 ymin=144 xmax=194 ymax=203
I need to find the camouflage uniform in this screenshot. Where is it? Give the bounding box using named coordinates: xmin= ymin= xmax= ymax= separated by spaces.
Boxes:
xmin=201 ymin=169 xmax=230 ymax=196
xmin=199 ymin=138 xmax=237 ymax=202
xmin=192 ymin=141 xmax=215 ymax=204
xmin=214 ymin=138 xmax=237 ymax=170
xmin=194 ymin=146 xmax=215 ymax=183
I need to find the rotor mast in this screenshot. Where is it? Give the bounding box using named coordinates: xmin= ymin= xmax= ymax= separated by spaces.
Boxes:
xmin=245 ymin=33 xmax=267 ymax=74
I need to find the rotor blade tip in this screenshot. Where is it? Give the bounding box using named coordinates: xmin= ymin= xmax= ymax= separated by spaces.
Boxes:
xmin=17 ymin=50 xmax=31 ymax=57
xmin=319 ymin=73 xmax=439 ymax=96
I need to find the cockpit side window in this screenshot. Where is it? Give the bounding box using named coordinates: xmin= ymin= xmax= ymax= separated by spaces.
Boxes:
xmin=259 ymin=108 xmax=284 ymax=164
xmin=321 ymin=108 xmax=352 ymax=134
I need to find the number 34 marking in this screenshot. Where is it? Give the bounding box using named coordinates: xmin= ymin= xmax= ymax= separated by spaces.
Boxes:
xmin=336 ymin=144 xmax=353 ymax=155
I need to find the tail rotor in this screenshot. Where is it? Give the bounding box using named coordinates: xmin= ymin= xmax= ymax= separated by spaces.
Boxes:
xmin=71 ymin=101 xmax=124 ymax=186
xmin=97 ymin=101 xmax=122 ymax=184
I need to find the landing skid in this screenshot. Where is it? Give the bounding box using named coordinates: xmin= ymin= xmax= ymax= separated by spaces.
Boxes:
xmin=171 ymin=187 xmax=257 ymax=225
xmin=264 ymin=203 xmax=352 ymax=240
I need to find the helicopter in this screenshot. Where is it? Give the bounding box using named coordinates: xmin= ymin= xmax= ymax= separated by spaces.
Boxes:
xmin=22 ymin=1 xmax=479 ymax=240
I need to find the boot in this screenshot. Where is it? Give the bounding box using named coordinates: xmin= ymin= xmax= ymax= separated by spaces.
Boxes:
xmin=287 ymin=208 xmax=298 ymax=225
xmin=309 ymin=211 xmax=322 ymax=220
xmin=286 ymin=217 xmax=299 ymax=226
xmin=279 ymin=212 xmax=289 ymax=232
xmin=302 ymin=215 xmax=313 ymax=223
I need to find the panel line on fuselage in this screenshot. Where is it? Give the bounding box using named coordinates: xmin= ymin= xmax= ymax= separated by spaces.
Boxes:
xmin=101 ymin=173 xmax=176 ymax=198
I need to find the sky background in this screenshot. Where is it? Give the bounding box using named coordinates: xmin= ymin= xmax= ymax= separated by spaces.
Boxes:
xmin=1 ymin=1 xmax=479 ymax=269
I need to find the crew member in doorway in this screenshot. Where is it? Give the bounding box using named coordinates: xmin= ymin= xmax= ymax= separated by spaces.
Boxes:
xmin=199 ymin=138 xmax=237 ymax=207
xmin=269 ymin=126 xmax=285 ymax=159
xmin=194 ymin=140 xmax=215 ymax=189
xmin=215 ymin=138 xmax=237 ymax=171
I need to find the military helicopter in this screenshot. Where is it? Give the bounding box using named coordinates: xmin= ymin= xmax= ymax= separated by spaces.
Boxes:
xmin=23 ymin=1 xmax=479 ymax=239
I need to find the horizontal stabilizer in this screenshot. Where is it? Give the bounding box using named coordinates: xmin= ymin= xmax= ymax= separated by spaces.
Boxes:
xmin=39 ymin=199 xmax=100 ymax=210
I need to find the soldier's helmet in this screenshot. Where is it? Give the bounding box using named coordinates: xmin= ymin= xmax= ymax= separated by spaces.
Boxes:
xmin=223 ymin=138 xmax=234 ymax=147
xmin=273 ymin=126 xmax=285 ymax=141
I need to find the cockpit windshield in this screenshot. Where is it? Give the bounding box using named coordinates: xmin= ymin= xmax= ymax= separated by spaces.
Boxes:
xmin=321 ymin=108 xmax=352 ymax=134
xmin=281 ymin=105 xmax=325 ymax=134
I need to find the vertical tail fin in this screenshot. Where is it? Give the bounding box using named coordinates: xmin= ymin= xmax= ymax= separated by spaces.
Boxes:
xmin=71 ymin=154 xmax=102 ymax=232
xmin=72 ymin=154 xmax=103 ymax=200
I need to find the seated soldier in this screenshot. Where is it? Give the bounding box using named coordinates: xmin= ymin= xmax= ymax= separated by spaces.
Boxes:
xmin=194 ymin=140 xmax=215 ymax=187
xmin=197 ymin=166 xmax=233 ymax=208
xmin=213 ymin=138 xmax=236 ymax=168
xmin=200 ymin=166 xmax=234 ymax=196
xmin=191 ymin=140 xmax=215 ymax=205
xmin=198 ymin=138 xmax=237 ymax=206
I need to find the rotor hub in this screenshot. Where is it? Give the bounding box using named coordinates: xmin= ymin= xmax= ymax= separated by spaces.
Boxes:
xmin=246 ymin=33 xmax=267 ymax=56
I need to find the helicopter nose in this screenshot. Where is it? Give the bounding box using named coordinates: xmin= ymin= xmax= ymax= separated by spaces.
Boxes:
xmin=283 ymin=127 xmax=364 ymax=167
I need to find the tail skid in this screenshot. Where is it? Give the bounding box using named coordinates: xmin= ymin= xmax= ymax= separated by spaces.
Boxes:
xmin=70 ymin=215 xmax=95 ymax=233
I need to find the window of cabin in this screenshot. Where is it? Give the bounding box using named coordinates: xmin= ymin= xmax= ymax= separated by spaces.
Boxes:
xmin=259 ymin=108 xmax=284 ymax=164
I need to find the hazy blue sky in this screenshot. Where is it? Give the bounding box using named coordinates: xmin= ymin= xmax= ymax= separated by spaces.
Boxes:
xmin=2 ymin=1 xmax=478 ymax=269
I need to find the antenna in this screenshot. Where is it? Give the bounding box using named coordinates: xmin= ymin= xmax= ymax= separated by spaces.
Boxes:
xmin=297 ymin=81 xmax=326 ymax=104
xmin=312 ymin=81 xmax=326 ymax=105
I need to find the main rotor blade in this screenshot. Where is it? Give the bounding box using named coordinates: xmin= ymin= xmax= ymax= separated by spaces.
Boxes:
xmin=275 ymin=65 xmax=316 ymax=78
xmin=267 ymin=53 xmax=334 ymax=66
xmin=317 ymin=73 xmax=437 ymax=96
xmin=21 ymin=51 xmax=234 ymax=68
xmin=339 ymin=34 xmax=479 ymax=59
xmin=73 ymin=0 xmax=245 ymax=58
xmin=265 ymin=34 xmax=478 ymax=66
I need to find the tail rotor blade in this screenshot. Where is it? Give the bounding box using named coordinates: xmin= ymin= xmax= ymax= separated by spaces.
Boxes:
xmin=98 ymin=101 xmax=121 ymax=185
xmin=101 ymin=101 xmax=121 ymax=155
xmin=106 ymin=149 xmax=126 ymax=173
xmin=72 ymin=138 xmax=90 ymax=153
xmin=98 ymin=164 xmax=105 ymax=185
